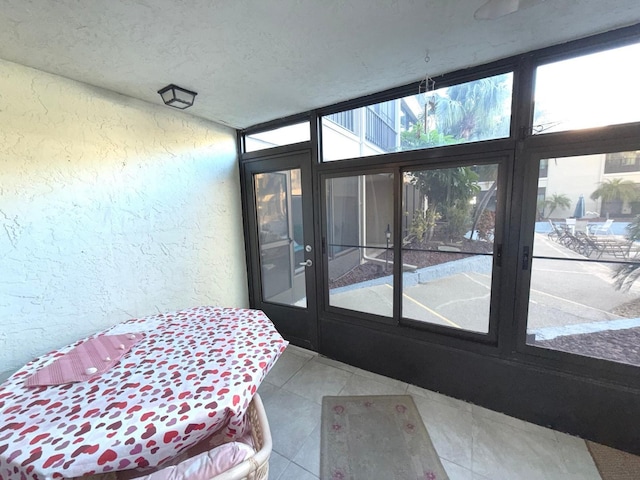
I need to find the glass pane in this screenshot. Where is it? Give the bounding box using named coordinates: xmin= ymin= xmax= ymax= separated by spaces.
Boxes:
xmin=255 ymin=169 xmax=307 ymax=307
xmin=402 ymin=164 xmax=499 ymax=333
xmin=245 ymin=122 xmax=310 ymax=152
xmin=326 ymin=173 xmax=394 ymax=317
xmin=527 ymin=153 xmax=640 ymax=367
xmin=533 ymin=42 xmax=640 ymax=134
xmin=322 ymin=72 xmax=513 ymax=161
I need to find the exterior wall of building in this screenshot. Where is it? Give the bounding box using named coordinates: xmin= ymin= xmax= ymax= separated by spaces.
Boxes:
xmin=0 ymin=59 xmax=248 ymax=381
xmin=322 ymin=117 xmax=386 ymax=161
xmin=543 ymin=154 xmax=604 ymax=218
xmin=542 ymin=153 xmax=640 ymax=219
xmin=364 ymin=174 xmax=394 ymax=246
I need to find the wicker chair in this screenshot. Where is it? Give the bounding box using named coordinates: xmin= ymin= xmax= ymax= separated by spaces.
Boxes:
xmin=212 ymin=394 xmax=272 ymax=480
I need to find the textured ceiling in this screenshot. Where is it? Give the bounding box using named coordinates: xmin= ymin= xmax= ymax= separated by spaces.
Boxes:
xmin=1 ymin=1 xmax=639 ymax=129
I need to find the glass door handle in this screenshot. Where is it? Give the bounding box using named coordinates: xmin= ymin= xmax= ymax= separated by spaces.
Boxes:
xmin=299 ymin=259 xmax=313 ymax=267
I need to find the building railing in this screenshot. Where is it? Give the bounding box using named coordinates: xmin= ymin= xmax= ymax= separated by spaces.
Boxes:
xmin=326 ymin=111 xmax=356 ymax=134
xmin=365 ymin=107 xmax=396 ymax=152
xmin=326 ymin=107 xmax=398 ymax=153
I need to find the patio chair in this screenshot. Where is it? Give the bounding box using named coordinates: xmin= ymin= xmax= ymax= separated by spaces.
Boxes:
xmin=547 ymin=220 xmax=559 ymax=240
xmin=548 ymin=220 xmax=571 ymax=244
xmin=588 ymin=219 xmax=614 ymax=236
xmin=584 ymin=234 xmax=630 ymax=259
xmin=573 ymin=231 xmax=597 ymax=257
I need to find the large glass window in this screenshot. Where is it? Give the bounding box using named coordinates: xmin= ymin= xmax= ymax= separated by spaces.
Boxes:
xmin=533 ymin=41 xmax=640 ymax=134
xmin=326 ymin=173 xmax=394 ymax=318
xmin=526 ymin=153 xmax=640 ymax=367
xmin=322 ymin=72 xmax=513 ymax=161
xmin=402 ymin=164 xmax=499 ymax=333
xmin=245 ymin=122 xmax=310 ymax=152
xmin=604 ymin=151 xmax=640 ymax=174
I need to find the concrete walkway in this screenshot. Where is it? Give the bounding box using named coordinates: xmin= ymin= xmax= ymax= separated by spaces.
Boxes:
xmin=329 ymin=234 xmax=640 ymax=336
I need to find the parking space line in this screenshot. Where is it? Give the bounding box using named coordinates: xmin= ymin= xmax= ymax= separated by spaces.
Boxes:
xmin=474 ymin=267 xmax=621 ymax=317
xmin=529 ymin=288 xmax=623 ymax=318
xmin=462 ymin=272 xmax=491 ymax=289
xmin=386 ymin=284 xmax=462 ymax=329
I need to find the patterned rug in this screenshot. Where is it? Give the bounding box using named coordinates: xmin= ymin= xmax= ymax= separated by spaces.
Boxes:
xmin=321 ymin=395 xmax=449 ymax=480
xmin=587 ymin=441 xmax=640 ymax=480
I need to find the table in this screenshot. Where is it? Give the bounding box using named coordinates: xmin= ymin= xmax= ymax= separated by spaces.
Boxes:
xmin=0 ymin=306 xmax=287 ymax=480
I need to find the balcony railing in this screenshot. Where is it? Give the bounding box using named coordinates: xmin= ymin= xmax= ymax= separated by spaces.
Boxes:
xmin=326 ymin=111 xmax=356 ymax=134
xmin=365 ymin=108 xmax=396 ymax=152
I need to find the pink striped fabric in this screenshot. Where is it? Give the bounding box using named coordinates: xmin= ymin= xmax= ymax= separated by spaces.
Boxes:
xmin=25 ymin=333 xmax=144 ymax=387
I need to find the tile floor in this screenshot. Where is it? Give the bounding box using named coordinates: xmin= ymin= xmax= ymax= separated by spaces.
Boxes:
xmin=258 ymin=345 xmax=602 ymax=480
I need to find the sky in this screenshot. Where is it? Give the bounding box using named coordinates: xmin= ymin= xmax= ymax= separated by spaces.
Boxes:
xmin=534 ymin=41 xmax=640 ymax=133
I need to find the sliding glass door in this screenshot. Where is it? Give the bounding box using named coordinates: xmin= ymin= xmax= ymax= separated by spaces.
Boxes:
xmin=325 ymin=172 xmax=395 ymax=320
xmin=401 ymin=163 xmax=501 ymax=334
xmin=322 ymin=158 xmax=507 ymax=339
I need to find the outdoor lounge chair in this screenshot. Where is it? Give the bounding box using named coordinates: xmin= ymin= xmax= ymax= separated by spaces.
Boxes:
xmin=548 ymin=220 xmax=575 ymax=248
xmin=570 ymin=231 xmax=596 ymax=257
xmin=584 ymin=235 xmax=633 ymax=259
xmin=588 ymin=218 xmax=614 ymax=235
xmin=548 ymin=220 xmax=568 ymax=241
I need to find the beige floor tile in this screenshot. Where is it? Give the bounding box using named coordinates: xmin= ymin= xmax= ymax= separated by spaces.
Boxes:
xmin=412 ymin=393 xmax=474 ymax=469
xmin=471 ymin=403 xmax=557 ymax=440
xmin=286 ymin=344 xmax=318 ymax=359
xmin=292 ymin=423 xmax=321 ymax=476
xmin=264 ymin=349 xmax=311 ymax=387
xmin=408 ymin=384 xmax=473 ymax=413
xmin=261 ymin=356 xmax=601 ymax=480
xmin=471 ymin=414 xmax=574 ymax=479
xmin=278 ymin=461 xmax=318 ymax=480
xmin=282 ymin=360 xmax=352 ymax=404
xmin=262 ymin=389 xmax=321 ymax=459
xmin=257 ymin=380 xmax=278 ymax=400
xmin=352 ymin=367 xmax=409 ymax=390
xmin=314 ymin=354 xmax=358 ymax=373
xmin=268 ymin=451 xmax=290 ymax=480
xmin=554 ymin=431 xmax=601 ymax=480
xmin=441 ymin=458 xmax=474 ymax=480
xmin=339 ymin=372 xmax=410 ymax=396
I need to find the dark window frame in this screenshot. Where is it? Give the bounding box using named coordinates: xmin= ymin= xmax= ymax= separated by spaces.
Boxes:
xmin=514 ymin=131 xmax=640 ymax=386
xmin=238 ymin=24 xmax=640 ymax=390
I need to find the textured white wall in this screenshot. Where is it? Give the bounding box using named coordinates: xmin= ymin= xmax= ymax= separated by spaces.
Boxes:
xmin=0 ymin=59 xmax=248 ymax=381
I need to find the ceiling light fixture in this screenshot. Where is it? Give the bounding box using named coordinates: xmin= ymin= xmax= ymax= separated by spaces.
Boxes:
xmin=157 ymin=84 xmax=197 ymax=109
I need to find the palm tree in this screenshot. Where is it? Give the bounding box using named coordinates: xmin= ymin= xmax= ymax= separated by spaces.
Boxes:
xmin=408 ymin=166 xmax=480 ymax=242
xmin=614 ymin=215 xmax=640 ymax=291
xmin=543 ymin=193 xmax=571 ymax=219
xmin=430 ymin=74 xmax=512 ymax=142
xmin=410 ymin=166 xmax=480 ymax=214
xmin=401 ymin=75 xmax=510 ymax=242
xmin=590 ymin=178 xmax=638 ymax=217
xmin=400 ymin=122 xmax=456 ymax=150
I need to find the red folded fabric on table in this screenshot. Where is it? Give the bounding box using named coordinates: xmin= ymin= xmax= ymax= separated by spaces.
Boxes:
xmin=25 ymin=333 xmax=144 ymax=387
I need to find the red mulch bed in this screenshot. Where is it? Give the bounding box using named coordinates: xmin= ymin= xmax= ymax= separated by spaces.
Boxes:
xmin=329 ymin=239 xmax=491 ymax=289
xmin=535 ymin=328 xmax=640 ymax=367
xmin=331 ymin=239 xmax=640 ymax=368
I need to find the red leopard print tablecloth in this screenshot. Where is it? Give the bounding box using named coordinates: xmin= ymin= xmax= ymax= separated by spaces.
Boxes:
xmin=0 ymin=307 xmax=287 ymax=480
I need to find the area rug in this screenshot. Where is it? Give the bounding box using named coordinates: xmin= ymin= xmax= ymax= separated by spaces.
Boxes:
xmin=587 ymin=441 xmax=640 ymax=480
xmin=321 ymin=395 xmax=449 ymax=480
